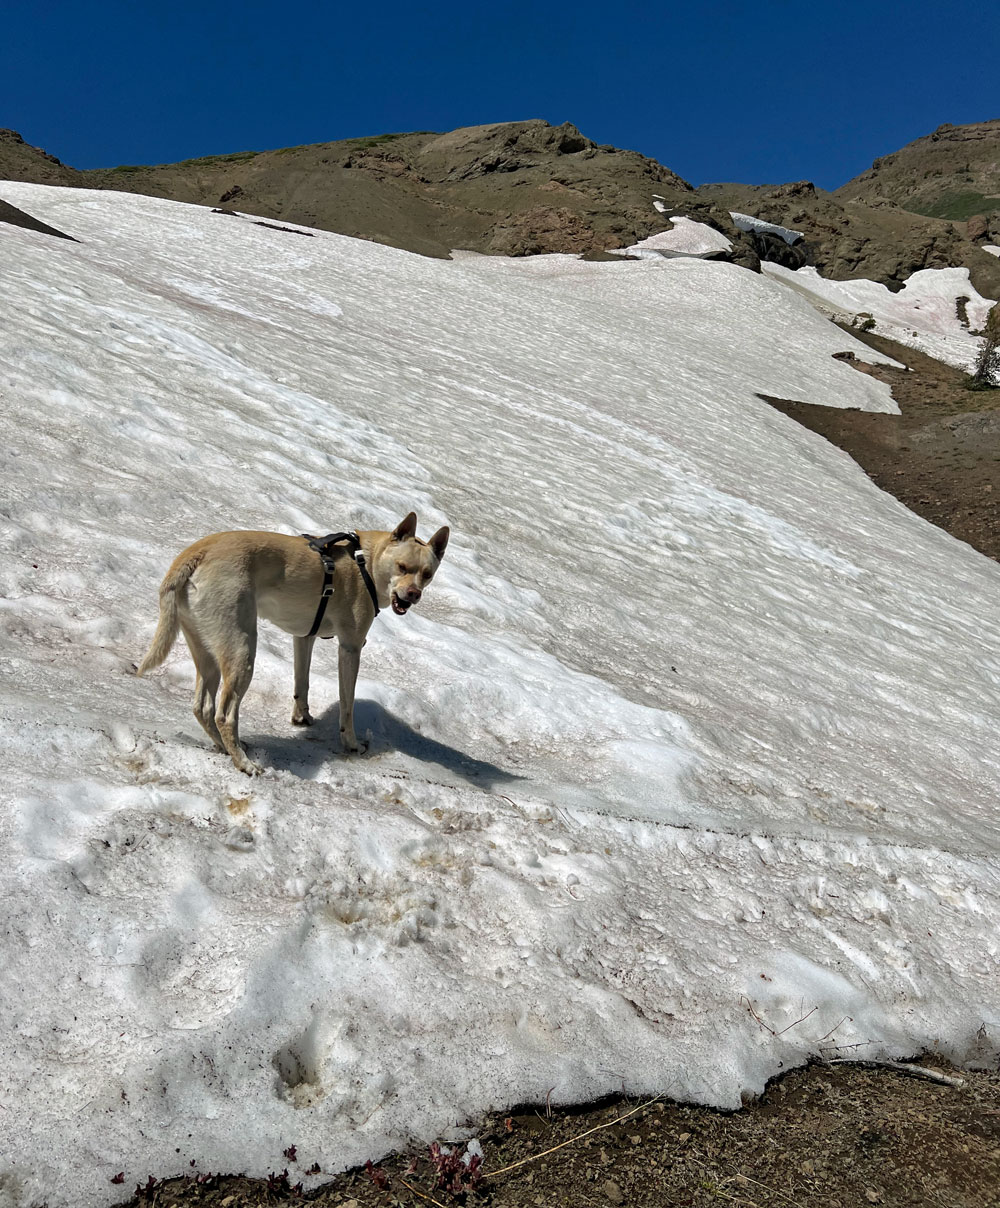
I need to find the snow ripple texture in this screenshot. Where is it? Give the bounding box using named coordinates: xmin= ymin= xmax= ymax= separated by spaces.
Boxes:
xmin=1 ymin=183 xmax=999 ymax=1208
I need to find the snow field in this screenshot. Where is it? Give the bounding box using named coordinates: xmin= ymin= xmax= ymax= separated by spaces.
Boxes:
xmin=1 ymin=183 xmax=1000 ymax=1208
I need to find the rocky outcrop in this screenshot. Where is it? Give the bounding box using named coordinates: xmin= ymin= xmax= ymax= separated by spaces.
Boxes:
xmin=836 ymin=119 xmax=1000 ymax=220
xmin=967 ymin=213 xmax=1000 ymax=244
xmin=484 ymin=205 xmax=608 ymax=256
xmin=698 ymin=178 xmax=1000 ymax=298
xmin=0 ymin=128 xmax=80 ymax=186
xmin=414 ymin=120 xmax=604 ymax=182
xmin=0 ymin=198 xmax=78 ymax=240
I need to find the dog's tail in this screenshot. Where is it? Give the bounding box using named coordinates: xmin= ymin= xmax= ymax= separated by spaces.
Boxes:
xmin=136 ymin=553 xmax=202 ymax=676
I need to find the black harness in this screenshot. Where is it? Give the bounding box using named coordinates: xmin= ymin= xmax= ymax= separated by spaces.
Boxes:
xmin=302 ymin=531 xmax=380 ymax=638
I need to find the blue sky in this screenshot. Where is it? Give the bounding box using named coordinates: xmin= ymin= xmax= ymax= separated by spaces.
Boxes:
xmin=3 ymin=0 xmax=998 ymax=189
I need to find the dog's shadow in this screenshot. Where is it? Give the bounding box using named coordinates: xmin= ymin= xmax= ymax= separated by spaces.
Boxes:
xmin=251 ymin=699 xmax=522 ymax=788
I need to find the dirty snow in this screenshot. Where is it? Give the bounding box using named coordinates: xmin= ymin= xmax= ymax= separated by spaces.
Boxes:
xmin=1 ymin=183 xmax=999 ymax=1208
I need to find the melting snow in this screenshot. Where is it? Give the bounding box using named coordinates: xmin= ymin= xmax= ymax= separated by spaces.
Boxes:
xmin=763 ymin=262 xmax=996 ymax=372
xmin=730 ymin=212 xmax=804 ymax=246
xmin=618 ymin=215 xmax=732 ymax=259
xmin=1 ymin=183 xmax=999 ymax=1208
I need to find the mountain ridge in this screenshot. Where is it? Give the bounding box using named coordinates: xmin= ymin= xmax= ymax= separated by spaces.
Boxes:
xmin=3 ymin=118 xmax=1000 ymax=296
xmin=836 ymin=118 xmax=1000 ymax=221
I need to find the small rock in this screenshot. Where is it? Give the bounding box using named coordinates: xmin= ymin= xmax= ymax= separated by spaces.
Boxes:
xmin=968 ymin=214 xmax=989 ymax=242
xmin=603 ymin=1179 xmax=624 ymax=1204
xmin=866 ymin=1192 xmax=881 ymax=1204
xmin=629 ymin=1134 xmax=642 ymax=1145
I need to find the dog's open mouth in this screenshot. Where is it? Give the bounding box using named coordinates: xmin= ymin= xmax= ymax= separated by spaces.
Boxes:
xmin=391 ymin=592 xmax=412 ymax=616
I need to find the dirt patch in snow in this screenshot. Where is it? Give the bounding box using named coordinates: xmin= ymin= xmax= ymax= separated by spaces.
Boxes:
xmin=763 ymin=326 xmax=1000 ymax=561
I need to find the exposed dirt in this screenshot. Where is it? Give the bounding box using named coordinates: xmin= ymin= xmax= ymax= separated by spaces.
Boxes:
xmin=105 ymin=330 xmax=1000 ymax=1208
xmin=0 ymin=127 xmax=80 ymax=186
xmin=114 ymin=1060 xmax=1000 ymax=1208
xmin=762 ymin=326 xmax=1000 ymax=561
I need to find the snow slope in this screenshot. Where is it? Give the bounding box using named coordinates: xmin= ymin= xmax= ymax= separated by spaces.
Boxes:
xmin=2 ymin=184 xmax=1000 ymax=1208
xmin=763 ymin=262 xmax=995 ymax=372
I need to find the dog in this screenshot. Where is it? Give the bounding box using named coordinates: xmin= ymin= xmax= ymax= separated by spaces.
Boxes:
xmin=136 ymin=513 xmax=449 ymax=774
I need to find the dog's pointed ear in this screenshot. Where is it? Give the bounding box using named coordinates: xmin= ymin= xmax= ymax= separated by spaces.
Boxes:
xmin=429 ymin=526 xmax=449 ymax=562
xmin=391 ymin=512 xmax=417 ymax=542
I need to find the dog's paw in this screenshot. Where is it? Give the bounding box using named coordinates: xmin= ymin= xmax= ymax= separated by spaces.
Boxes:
xmin=233 ymin=750 xmax=265 ymax=776
xmin=340 ymin=732 xmax=368 ymax=755
xmin=291 ymin=708 xmax=314 ymax=727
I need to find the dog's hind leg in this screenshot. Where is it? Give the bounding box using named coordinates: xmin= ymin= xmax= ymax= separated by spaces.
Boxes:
xmin=215 ymin=633 xmax=261 ymax=775
xmin=291 ymin=635 xmax=316 ymax=726
xmin=204 ymin=591 xmax=262 ymax=775
xmin=181 ymin=623 xmax=225 ymax=752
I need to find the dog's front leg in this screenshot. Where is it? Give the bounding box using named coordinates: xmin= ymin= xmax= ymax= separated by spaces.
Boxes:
xmin=338 ymin=641 xmax=365 ymax=753
xmin=291 ymin=634 xmax=317 ymax=725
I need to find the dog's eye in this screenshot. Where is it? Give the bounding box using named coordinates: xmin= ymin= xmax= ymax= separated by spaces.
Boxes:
xmin=397 ymin=562 xmax=407 ymax=573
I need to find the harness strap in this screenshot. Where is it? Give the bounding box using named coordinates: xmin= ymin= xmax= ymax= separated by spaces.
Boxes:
xmin=302 ymin=531 xmax=380 ymax=638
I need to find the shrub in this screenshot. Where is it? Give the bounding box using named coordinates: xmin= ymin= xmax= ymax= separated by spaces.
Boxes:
xmin=969 ymin=303 xmax=1000 ymax=390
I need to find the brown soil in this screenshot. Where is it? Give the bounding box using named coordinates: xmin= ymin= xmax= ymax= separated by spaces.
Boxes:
xmin=117 ymin=1060 xmax=1000 ymax=1208
xmin=762 ymin=326 xmax=1000 ymax=560
xmin=111 ymin=330 xmax=1000 ymax=1208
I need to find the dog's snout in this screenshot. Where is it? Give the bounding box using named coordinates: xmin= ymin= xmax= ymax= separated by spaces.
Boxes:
xmin=404 ymin=586 xmax=422 ymax=603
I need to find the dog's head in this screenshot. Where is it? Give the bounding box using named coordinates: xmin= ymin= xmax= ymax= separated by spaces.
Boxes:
xmin=386 ymin=512 xmax=449 ymax=616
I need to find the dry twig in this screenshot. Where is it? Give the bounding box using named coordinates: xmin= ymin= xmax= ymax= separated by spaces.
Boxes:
xmin=399 ymin=1177 xmax=450 ymax=1208
xmin=827 ymin=1059 xmax=965 ymax=1087
xmin=485 ymin=1098 xmax=658 ymax=1180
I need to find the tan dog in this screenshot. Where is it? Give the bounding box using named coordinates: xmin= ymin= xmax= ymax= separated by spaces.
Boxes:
xmin=137 ymin=513 xmax=448 ymax=774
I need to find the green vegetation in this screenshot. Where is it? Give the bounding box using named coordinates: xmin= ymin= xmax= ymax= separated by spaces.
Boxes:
xmin=346 ymin=132 xmax=409 ymax=147
xmin=912 ymin=191 xmax=1000 ymax=220
xmin=968 ymin=304 xmax=1000 ymax=390
xmin=345 ymin=131 xmax=433 ymax=150
xmin=176 ymin=150 xmax=261 ymax=167
xmin=102 ymin=150 xmax=262 ymax=173
xmin=96 ymin=134 xmax=439 ymax=173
